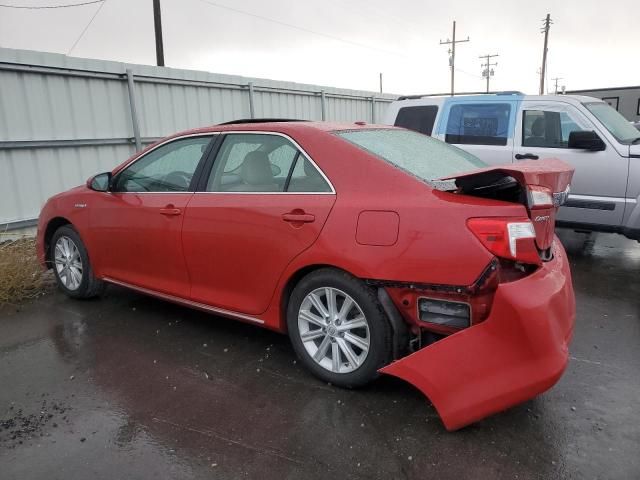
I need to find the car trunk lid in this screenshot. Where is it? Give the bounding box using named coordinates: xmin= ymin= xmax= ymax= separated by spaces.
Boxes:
xmin=434 ymin=159 xmax=574 ymax=252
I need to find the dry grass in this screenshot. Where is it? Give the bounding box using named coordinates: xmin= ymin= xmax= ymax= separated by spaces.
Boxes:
xmin=0 ymin=235 xmax=53 ymax=305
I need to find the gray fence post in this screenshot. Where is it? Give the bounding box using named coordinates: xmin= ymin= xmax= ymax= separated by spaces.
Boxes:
xmin=127 ymin=68 xmax=142 ymax=151
xmin=371 ymin=96 xmax=376 ymax=124
xmin=320 ymin=90 xmax=326 ymax=121
xmin=125 ymin=69 xmax=142 ymax=151
xmin=248 ymin=82 xmax=255 ymax=119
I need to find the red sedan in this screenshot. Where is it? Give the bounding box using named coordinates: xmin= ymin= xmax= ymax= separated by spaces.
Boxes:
xmin=37 ymin=120 xmax=575 ymax=430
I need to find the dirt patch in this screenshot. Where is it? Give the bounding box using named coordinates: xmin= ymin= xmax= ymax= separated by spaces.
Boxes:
xmin=1 ymin=398 xmax=73 ymax=448
xmin=0 ymin=236 xmax=54 ymax=305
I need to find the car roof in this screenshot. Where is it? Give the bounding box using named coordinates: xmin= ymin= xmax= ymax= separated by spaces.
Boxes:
xmin=165 ymin=120 xmax=395 ymax=139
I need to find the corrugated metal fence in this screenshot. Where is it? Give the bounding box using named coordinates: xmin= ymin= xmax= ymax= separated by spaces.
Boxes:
xmin=0 ymin=48 xmax=397 ymax=231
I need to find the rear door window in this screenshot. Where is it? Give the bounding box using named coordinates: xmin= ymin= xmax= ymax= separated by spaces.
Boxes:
xmin=206 ymin=133 xmax=332 ymax=193
xmin=394 ymin=105 xmax=439 ymax=135
xmin=445 ymin=103 xmax=512 ymax=146
xmin=206 ymin=134 xmax=295 ymax=192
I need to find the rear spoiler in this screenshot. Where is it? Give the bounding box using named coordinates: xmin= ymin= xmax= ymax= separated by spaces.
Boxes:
xmin=436 ymin=159 xmax=574 ymax=196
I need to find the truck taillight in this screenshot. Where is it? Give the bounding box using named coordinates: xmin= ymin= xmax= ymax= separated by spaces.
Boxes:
xmin=467 ymin=217 xmax=541 ymax=265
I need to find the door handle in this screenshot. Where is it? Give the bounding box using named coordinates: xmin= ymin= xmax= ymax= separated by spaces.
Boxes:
xmin=282 ymin=212 xmax=315 ymax=223
xmin=159 ymin=205 xmax=182 ymax=216
xmin=515 ymin=153 xmax=539 ymax=160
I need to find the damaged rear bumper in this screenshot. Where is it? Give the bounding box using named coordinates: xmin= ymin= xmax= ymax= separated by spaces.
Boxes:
xmin=380 ymin=238 xmax=575 ymax=431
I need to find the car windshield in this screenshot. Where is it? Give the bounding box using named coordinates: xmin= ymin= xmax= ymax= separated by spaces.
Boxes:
xmin=584 ymin=102 xmax=640 ymax=144
xmin=335 ymin=128 xmax=486 ymax=182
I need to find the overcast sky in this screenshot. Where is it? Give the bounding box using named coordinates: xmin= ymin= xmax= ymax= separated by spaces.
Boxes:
xmin=0 ymin=0 xmax=637 ymax=95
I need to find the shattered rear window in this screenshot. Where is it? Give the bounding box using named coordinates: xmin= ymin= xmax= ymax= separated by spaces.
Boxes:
xmin=335 ymin=128 xmax=486 ymax=183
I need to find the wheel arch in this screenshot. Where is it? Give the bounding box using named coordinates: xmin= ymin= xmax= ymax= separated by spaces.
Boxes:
xmin=279 ymin=263 xmax=342 ymax=333
xmin=44 ymin=216 xmax=73 ymax=267
xmin=278 ymin=264 xmax=408 ymax=357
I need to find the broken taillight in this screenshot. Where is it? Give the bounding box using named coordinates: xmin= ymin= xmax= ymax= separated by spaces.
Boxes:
xmin=467 ymin=217 xmax=541 ymax=266
xmin=527 ymin=185 xmax=554 ymax=209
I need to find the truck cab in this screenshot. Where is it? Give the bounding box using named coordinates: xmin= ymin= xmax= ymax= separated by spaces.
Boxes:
xmin=384 ymin=93 xmax=640 ymax=240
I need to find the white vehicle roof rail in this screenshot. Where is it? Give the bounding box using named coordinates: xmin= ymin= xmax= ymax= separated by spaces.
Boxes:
xmin=397 ymin=91 xmax=524 ymax=100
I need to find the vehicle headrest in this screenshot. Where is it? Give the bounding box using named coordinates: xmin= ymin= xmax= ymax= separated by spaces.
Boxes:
xmin=240 ymin=151 xmax=274 ymax=185
xmin=531 ymin=117 xmax=546 ymax=137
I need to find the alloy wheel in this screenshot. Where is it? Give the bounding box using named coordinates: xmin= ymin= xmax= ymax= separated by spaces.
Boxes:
xmin=54 ymin=236 xmax=83 ymax=291
xmin=297 ymin=287 xmax=370 ymax=374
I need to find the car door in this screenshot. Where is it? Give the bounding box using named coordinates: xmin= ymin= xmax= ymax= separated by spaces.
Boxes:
xmin=433 ymin=99 xmax=517 ymax=165
xmin=514 ymin=101 xmax=627 ymax=227
xmin=89 ymin=134 xmax=216 ymax=297
xmin=181 ymin=132 xmax=336 ymax=316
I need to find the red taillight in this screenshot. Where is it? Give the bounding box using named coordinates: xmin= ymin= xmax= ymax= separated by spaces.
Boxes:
xmin=467 ymin=217 xmax=541 ymax=265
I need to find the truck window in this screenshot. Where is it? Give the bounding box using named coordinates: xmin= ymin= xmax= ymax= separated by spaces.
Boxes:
xmin=445 ymin=103 xmax=511 ymax=146
xmin=394 ymin=106 xmax=439 ymax=135
xmin=522 ymin=110 xmax=586 ymax=148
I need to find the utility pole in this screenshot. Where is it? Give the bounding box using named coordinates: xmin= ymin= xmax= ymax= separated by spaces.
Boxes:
xmin=539 ymin=14 xmax=552 ymax=95
xmin=153 ymin=0 xmax=165 ymax=67
xmin=379 ymin=72 xmax=383 ymax=94
xmin=479 ymin=53 xmax=499 ymax=93
xmin=551 ymin=77 xmax=563 ymax=94
xmin=440 ymin=21 xmax=470 ymax=96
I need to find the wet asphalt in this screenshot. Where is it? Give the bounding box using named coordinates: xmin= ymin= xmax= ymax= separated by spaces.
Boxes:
xmin=1 ymin=229 xmax=639 ymax=480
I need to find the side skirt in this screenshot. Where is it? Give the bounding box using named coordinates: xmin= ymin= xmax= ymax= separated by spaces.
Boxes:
xmin=102 ymin=277 xmax=265 ymax=325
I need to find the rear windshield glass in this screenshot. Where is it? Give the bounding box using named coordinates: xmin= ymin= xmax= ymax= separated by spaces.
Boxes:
xmin=335 ymin=128 xmax=486 ymax=182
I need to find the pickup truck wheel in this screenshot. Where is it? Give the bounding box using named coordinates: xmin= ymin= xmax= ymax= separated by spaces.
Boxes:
xmin=51 ymin=225 xmax=104 ymax=299
xmin=287 ymin=268 xmax=392 ymax=388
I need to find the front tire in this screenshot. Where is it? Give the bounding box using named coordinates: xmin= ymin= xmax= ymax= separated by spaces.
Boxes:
xmin=51 ymin=225 xmax=104 ymax=299
xmin=287 ymin=268 xmax=392 ymax=388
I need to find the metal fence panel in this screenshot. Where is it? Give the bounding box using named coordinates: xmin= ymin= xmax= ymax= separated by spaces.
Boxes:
xmin=0 ymin=144 xmax=135 ymax=226
xmin=0 ymin=47 xmax=397 ymax=229
xmin=0 ymin=70 xmax=132 ymax=142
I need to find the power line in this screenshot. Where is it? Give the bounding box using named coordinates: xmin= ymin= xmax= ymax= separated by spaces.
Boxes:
xmin=330 ymin=0 xmax=426 ymax=39
xmin=455 ymin=67 xmax=483 ymax=80
xmin=195 ymin=0 xmax=407 ymax=58
xmin=0 ymin=0 xmax=103 ymax=9
xmin=67 ymin=0 xmax=106 ymax=55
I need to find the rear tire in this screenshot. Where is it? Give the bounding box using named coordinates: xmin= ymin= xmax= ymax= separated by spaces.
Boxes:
xmin=287 ymin=268 xmax=392 ymax=388
xmin=51 ymin=225 xmax=104 ymax=299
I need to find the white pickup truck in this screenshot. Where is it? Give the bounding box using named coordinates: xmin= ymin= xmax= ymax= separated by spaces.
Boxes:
xmin=384 ymin=93 xmax=640 ymax=240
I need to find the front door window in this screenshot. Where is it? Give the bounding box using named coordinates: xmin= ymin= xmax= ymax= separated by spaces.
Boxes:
xmin=522 ymin=109 xmax=589 ymax=149
xmin=114 ymin=136 xmax=213 ymax=192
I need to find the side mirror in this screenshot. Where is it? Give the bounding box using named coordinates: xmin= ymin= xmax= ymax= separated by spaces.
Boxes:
xmin=568 ymin=130 xmax=606 ymax=151
xmin=87 ymin=172 xmax=112 ymax=192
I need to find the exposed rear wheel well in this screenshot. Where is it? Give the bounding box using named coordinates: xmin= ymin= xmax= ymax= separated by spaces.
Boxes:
xmin=44 ymin=217 xmax=72 ymax=267
xmin=281 ymin=264 xmax=412 ymax=359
